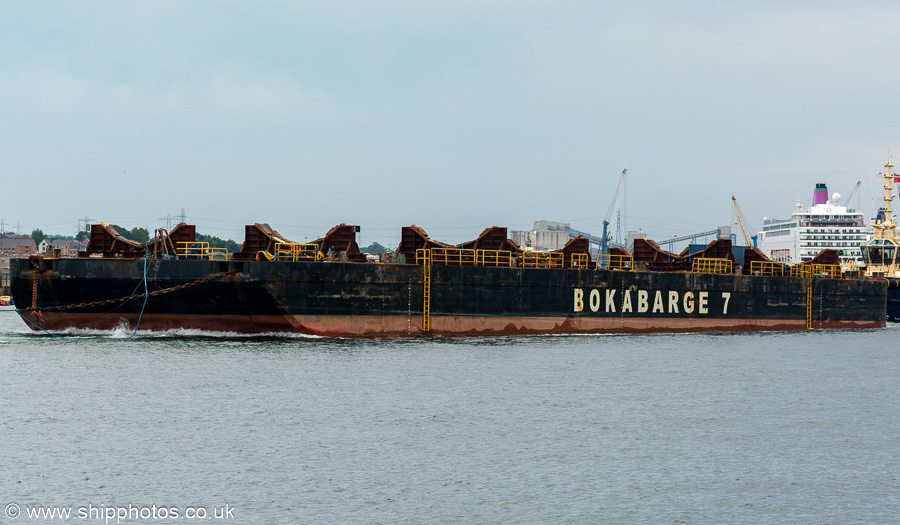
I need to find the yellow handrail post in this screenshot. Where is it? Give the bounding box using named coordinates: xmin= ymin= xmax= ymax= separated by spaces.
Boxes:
xmin=691 ymin=258 xmax=732 ymax=274
xmin=570 ymin=253 xmax=588 ymax=269
xmin=474 ymin=249 xmax=512 ymax=267
xmin=273 ymin=243 xmax=320 ymax=261
xmin=176 ymin=241 xmax=211 ymax=260
xmin=749 ymin=261 xmax=786 ymax=276
xmin=596 ymin=254 xmax=634 ymax=271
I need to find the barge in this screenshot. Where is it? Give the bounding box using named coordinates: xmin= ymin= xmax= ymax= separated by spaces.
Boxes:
xmin=11 ymin=221 xmax=886 ymax=337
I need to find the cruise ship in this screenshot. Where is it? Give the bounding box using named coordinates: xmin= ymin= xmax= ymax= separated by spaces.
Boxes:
xmin=757 ymin=183 xmax=868 ymax=265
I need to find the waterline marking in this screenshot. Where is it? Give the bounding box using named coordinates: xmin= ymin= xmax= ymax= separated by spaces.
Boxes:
xmin=4 ymin=502 xmax=235 ymax=523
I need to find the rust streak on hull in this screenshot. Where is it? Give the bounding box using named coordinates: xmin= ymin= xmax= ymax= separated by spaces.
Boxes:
xmin=20 ymin=311 xmax=884 ymax=338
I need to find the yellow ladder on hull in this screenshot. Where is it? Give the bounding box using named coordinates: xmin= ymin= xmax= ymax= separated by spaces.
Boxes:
xmin=418 ymin=249 xmax=432 ymax=333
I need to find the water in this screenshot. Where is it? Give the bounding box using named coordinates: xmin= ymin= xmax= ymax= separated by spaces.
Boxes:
xmin=2 ymin=310 xmax=899 ymax=524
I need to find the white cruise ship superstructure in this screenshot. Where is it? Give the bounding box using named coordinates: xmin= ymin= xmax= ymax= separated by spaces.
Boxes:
xmin=757 ymin=183 xmax=868 ymax=265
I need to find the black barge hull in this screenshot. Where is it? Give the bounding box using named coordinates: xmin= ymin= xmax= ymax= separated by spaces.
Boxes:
xmin=10 ymin=258 xmax=887 ymax=337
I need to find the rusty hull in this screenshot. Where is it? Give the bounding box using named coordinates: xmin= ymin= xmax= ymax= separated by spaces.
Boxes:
xmin=11 ymin=257 xmax=887 ymax=338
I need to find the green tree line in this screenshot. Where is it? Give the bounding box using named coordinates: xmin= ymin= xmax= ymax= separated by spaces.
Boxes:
xmin=360 ymin=242 xmax=388 ymax=253
xmin=28 ymin=226 xmax=242 ymax=253
xmin=109 ymin=225 xmax=150 ymax=244
xmin=196 ymin=233 xmax=241 ymax=253
xmin=28 ymin=225 xmax=149 ymax=245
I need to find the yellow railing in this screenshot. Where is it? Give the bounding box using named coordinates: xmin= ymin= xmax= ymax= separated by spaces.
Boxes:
xmin=475 ymin=249 xmax=513 ymax=267
xmin=691 ymin=258 xmax=732 ymax=274
xmin=521 ymin=251 xmax=565 ymax=269
xmin=274 ymin=243 xmax=320 ymax=261
xmin=176 ymin=241 xmax=211 ymax=260
xmin=209 ymin=247 xmax=230 ymax=261
xmin=176 ymin=241 xmax=230 ymax=260
xmin=789 ymin=264 xmax=811 ymax=278
xmin=429 ymin=247 xmax=477 ymax=266
xmin=570 ymin=253 xmax=589 ymax=269
xmin=749 ymin=261 xmax=786 ymax=276
xmin=596 ymin=254 xmax=634 ymax=271
xmin=789 ymin=263 xmax=842 ymax=279
xmin=809 ymin=264 xmax=843 ymax=278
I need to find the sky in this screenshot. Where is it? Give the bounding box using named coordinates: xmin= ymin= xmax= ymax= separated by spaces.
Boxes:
xmin=3 ymin=1 xmax=900 ymax=249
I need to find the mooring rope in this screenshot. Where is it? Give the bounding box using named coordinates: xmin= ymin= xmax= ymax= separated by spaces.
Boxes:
xmin=18 ymin=270 xmax=238 ymax=313
xmin=17 ymin=257 xmax=238 ymax=339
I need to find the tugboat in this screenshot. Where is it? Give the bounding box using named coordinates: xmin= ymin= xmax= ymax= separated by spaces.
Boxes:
xmin=860 ymin=158 xmax=900 ymax=321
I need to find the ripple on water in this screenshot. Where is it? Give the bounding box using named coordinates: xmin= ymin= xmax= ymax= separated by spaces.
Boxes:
xmin=2 ymin=313 xmax=899 ymax=523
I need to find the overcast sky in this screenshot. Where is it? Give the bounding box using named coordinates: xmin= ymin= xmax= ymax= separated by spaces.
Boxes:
xmin=3 ymin=1 xmax=899 ymax=248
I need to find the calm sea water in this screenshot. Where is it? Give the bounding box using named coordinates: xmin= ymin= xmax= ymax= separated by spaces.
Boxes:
xmin=1 ymin=310 xmax=898 ymax=524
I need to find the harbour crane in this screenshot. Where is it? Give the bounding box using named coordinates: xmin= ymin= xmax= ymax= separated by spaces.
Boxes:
xmin=601 ymin=169 xmax=627 ymax=254
xmin=845 ymin=180 xmax=861 ymax=211
xmin=731 ymin=195 xmax=755 ymax=247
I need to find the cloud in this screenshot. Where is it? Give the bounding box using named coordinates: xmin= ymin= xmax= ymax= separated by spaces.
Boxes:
xmin=2 ymin=62 xmax=327 ymax=122
xmin=2 ymin=1 xmax=900 ymax=244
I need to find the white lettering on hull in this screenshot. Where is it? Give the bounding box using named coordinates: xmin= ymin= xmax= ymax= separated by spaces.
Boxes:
xmin=574 ymin=288 xmax=732 ymax=315
xmin=589 ymin=289 xmax=601 ymax=312
xmin=606 ymin=290 xmax=616 ymax=313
